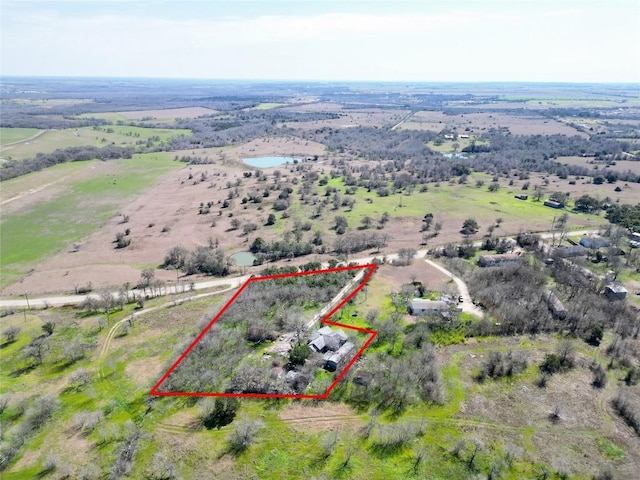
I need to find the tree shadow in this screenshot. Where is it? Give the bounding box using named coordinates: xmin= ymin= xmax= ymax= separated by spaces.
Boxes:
xmin=9 ymin=363 xmax=37 ymax=377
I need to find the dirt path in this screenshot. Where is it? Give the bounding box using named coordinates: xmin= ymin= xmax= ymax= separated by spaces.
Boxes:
xmin=0 ymin=177 xmax=68 ymax=206
xmin=390 ymin=112 xmax=413 ymax=131
xmin=0 ymin=129 xmax=48 ymax=150
xmin=423 ymin=258 xmax=483 ymax=317
xmin=98 ymin=285 xmax=235 ymax=360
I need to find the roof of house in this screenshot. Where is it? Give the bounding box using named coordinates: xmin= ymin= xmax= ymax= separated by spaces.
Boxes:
xmin=606 ymin=284 xmax=628 ymax=293
xmin=409 ymin=299 xmax=449 ymax=310
xmin=580 ymin=237 xmax=611 ymax=249
xmin=479 ymin=253 xmax=521 ymax=263
xmin=555 ymin=245 xmax=587 ymax=257
xmin=308 ymin=327 xmax=348 ymax=352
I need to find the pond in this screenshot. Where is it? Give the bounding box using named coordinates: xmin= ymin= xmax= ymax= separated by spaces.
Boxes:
xmin=230 ymin=251 xmax=256 ymax=267
xmin=242 ymin=156 xmax=300 ymax=168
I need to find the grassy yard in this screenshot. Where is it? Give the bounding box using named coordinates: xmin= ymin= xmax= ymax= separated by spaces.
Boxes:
xmin=0 ymin=127 xmax=41 ymax=146
xmin=0 ymin=152 xmax=182 ymax=288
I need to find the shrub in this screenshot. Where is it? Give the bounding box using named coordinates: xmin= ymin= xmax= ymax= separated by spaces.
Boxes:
xmin=227 ymin=417 xmax=264 ymax=454
xmin=2 ymin=325 xmax=20 ymax=344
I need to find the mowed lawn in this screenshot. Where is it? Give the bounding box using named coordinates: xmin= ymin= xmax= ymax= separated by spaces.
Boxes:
xmin=0 ymin=152 xmax=181 ymax=288
xmin=0 ymin=127 xmax=41 ymax=146
xmin=0 ymin=125 xmax=191 ymax=161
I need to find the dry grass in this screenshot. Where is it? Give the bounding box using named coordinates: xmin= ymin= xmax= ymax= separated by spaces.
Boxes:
xmin=119 ymin=107 xmax=217 ymax=120
xmin=403 ymin=110 xmax=587 ymax=137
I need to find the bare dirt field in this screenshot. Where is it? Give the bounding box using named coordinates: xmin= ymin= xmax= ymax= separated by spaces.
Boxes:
xmin=118 ymin=107 xmax=217 ymax=120
xmin=279 ymin=403 xmax=361 ymax=432
xmin=402 ymin=111 xmax=587 ymax=137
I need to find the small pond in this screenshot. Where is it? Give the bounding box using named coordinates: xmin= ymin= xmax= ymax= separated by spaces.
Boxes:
xmin=242 ymin=156 xmax=300 ymax=168
xmin=230 ymin=251 xmax=256 ymax=267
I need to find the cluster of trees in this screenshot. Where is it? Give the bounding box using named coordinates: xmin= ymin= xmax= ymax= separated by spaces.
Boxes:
xmin=333 ymin=232 xmax=388 ymax=255
xmin=162 ymin=244 xmax=230 ymax=276
xmin=158 ymin=271 xmax=355 ymax=394
xmin=468 ymin=259 xmax=638 ymax=342
xmin=249 ymin=236 xmax=315 ymax=263
xmin=344 ymin=342 xmax=444 ymax=414
xmin=0 ymin=145 xmax=135 ymax=181
xmin=612 ymin=390 xmax=640 ymax=436
xmin=0 ymin=395 xmax=59 ymax=471
xmin=605 ymin=203 xmax=640 ymax=231
xmin=475 ymin=350 xmax=529 ymax=382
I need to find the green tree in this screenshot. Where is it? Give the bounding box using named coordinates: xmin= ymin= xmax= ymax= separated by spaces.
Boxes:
xmin=266 ymin=213 xmax=276 ymax=226
xmin=461 ymin=218 xmax=479 ymax=235
xmin=289 ymin=343 xmax=310 ymax=366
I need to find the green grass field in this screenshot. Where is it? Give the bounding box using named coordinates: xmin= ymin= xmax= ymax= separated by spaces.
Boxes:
xmin=0 ymin=127 xmax=41 ymax=146
xmin=2 ymin=295 xmax=631 ymax=478
xmin=0 ymin=152 xmax=182 ymax=288
xmin=319 ymin=174 xmax=603 ymax=233
xmin=0 ymin=126 xmax=191 ymax=161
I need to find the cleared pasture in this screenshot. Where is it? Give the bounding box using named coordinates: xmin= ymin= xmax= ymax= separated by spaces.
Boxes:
xmin=0 ymin=126 xmax=191 ymax=161
xmin=403 ymin=111 xmax=587 ymax=137
xmin=0 ymin=128 xmax=41 ymax=146
xmin=0 ymin=152 xmax=182 ymax=289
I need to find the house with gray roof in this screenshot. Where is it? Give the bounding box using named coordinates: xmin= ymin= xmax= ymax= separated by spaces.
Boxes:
xmin=308 ymin=326 xmax=348 ymax=354
xmin=408 ymin=299 xmax=449 ymax=315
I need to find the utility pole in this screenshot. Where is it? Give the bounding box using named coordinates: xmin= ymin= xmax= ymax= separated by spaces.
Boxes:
xmin=23 ymin=292 xmax=30 ymax=322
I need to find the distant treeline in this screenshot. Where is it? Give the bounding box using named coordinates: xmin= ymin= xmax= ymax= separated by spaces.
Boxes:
xmin=0 ymin=145 xmax=134 ymax=181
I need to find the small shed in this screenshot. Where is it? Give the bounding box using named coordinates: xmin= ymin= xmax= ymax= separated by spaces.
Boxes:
xmin=544 ymin=200 xmax=563 ymax=209
xmin=605 ymin=284 xmax=628 ymax=300
xmin=515 ymin=194 xmax=528 ymax=200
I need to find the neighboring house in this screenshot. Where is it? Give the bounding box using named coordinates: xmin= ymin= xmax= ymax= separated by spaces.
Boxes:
xmin=543 ymin=290 xmax=567 ymax=320
xmin=324 ymin=342 xmax=355 ymax=372
xmin=544 ymin=200 xmax=563 ymax=209
xmin=554 ymin=245 xmax=587 ymax=258
xmin=579 ymin=237 xmax=612 ymax=249
xmin=308 ymin=326 xmax=348 ymax=354
xmin=478 ymin=252 xmax=522 ymax=267
xmin=605 ymin=284 xmax=628 ymax=300
xmin=408 ymin=299 xmax=449 ymax=315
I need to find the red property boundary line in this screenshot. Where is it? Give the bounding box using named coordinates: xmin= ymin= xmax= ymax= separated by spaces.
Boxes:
xmin=150 ymin=263 xmax=377 ymax=399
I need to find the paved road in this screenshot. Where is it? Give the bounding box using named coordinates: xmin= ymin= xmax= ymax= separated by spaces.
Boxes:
xmin=0 ymin=228 xmax=600 ymax=311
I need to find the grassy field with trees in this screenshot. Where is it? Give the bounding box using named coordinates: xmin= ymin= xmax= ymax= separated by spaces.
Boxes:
xmin=1 ymin=79 xmax=638 ymax=479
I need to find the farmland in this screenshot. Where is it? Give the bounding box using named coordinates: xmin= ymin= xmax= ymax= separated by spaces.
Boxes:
xmin=0 ymin=78 xmax=639 ymax=479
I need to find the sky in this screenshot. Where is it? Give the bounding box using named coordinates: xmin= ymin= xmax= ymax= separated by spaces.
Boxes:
xmin=1 ymin=0 xmax=639 ymax=83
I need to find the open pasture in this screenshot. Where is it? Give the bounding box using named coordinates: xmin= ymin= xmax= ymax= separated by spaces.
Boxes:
xmin=0 ymin=128 xmax=41 ymax=146
xmin=403 ymin=111 xmax=587 ymax=137
xmin=0 ymin=152 xmax=182 ymax=290
xmin=279 ymin=106 xmax=409 ymax=130
xmin=0 ymin=125 xmax=191 ymax=161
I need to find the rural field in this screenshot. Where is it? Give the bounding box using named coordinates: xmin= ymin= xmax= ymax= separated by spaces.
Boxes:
xmin=0 ymin=78 xmax=638 ymax=479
